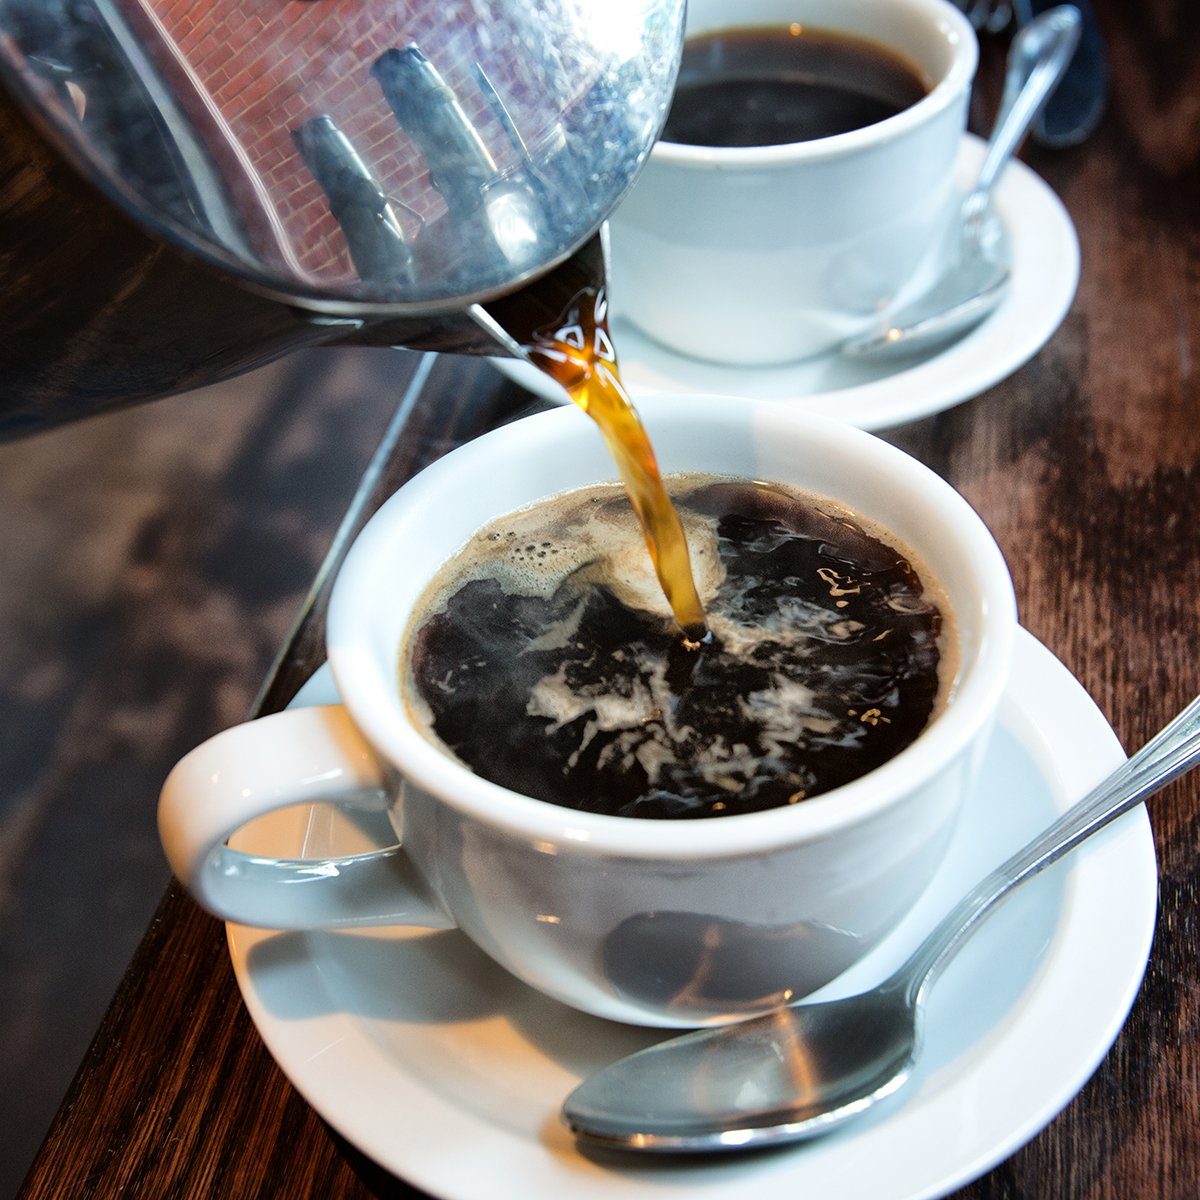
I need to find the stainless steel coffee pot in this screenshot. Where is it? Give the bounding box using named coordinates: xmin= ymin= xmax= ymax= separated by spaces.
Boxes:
xmin=0 ymin=0 xmax=684 ymax=437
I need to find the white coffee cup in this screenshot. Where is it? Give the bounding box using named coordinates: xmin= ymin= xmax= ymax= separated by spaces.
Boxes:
xmin=159 ymin=396 xmax=1015 ymax=1028
xmin=608 ymin=0 xmax=978 ymax=365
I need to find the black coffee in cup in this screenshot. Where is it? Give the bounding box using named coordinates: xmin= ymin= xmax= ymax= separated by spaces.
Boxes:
xmin=401 ymin=477 xmax=953 ymax=820
xmin=662 ymin=26 xmax=930 ymax=148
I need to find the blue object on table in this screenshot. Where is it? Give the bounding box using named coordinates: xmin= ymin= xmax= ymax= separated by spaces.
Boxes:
xmin=1016 ymin=0 xmax=1108 ymax=146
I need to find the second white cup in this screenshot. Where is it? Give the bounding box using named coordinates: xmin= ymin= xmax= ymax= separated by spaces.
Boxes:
xmin=609 ymin=0 xmax=978 ymax=365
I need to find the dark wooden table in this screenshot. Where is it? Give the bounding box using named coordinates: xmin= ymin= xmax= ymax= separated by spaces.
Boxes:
xmin=19 ymin=8 xmax=1200 ymax=1197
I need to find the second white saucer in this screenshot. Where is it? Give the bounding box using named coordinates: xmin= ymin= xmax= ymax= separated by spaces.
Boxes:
xmin=490 ymin=134 xmax=1079 ymax=431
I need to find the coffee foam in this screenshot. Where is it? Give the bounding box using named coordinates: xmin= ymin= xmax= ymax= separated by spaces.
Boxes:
xmin=415 ymin=477 xmax=727 ymax=621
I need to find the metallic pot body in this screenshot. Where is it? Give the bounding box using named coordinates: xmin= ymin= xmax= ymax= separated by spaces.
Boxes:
xmin=0 ymin=0 xmax=684 ymax=437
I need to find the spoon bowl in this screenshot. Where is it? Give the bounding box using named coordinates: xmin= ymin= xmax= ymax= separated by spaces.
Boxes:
xmin=566 ymin=987 xmax=918 ymax=1151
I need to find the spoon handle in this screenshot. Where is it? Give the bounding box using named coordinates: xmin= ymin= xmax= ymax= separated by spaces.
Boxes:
xmin=966 ymin=7 xmax=1081 ymax=223
xmin=897 ymin=692 xmax=1200 ymax=1003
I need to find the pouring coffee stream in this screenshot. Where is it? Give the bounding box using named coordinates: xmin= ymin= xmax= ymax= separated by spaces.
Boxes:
xmin=526 ymin=304 xmax=710 ymax=643
xmin=481 ymin=237 xmax=710 ymax=640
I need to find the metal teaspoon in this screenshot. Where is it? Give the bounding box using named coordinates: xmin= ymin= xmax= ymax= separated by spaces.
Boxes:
xmin=842 ymin=6 xmax=1081 ymax=361
xmin=563 ymin=691 xmax=1197 ymax=1153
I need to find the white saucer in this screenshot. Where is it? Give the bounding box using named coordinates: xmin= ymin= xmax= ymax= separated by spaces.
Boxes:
xmin=490 ymin=134 xmax=1080 ymax=431
xmin=228 ymin=629 xmax=1155 ymax=1200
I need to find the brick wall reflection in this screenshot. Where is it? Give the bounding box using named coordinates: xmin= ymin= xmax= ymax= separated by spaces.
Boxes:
xmin=143 ymin=0 xmax=528 ymax=280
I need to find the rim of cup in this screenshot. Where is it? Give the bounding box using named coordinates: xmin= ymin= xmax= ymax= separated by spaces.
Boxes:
xmin=328 ymin=396 xmax=1015 ymax=861
xmin=651 ymin=0 xmax=978 ymax=170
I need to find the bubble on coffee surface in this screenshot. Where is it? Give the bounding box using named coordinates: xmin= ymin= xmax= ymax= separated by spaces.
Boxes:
xmin=403 ymin=476 xmax=952 ymax=820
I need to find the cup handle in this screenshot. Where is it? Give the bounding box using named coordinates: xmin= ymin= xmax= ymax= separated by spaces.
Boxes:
xmin=158 ymin=704 xmax=454 ymax=931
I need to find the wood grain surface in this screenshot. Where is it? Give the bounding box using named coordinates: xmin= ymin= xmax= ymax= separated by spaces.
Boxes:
xmin=17 ymin=4 xmax=1200 ymax=1196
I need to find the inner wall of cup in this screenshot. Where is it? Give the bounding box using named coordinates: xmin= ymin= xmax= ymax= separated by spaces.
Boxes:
xmin=683 ymin=0 xmax=965 ymax=92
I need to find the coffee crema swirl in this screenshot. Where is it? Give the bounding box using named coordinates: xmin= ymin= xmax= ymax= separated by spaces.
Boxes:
xmin=402 ymin=477 xmax=953 ymax=820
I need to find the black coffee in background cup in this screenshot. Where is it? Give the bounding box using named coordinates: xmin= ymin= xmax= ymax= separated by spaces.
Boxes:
xmin=662 ymin=25 xmax=930 ymax=148
xmin=402 ymin=477 xmax=953 ymax=820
